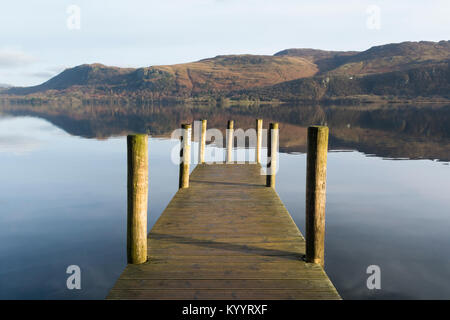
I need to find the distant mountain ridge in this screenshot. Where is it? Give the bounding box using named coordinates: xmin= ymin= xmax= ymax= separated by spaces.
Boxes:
xmin=7 ymin=55 xmax=317 ymax=97
xmin=3 ymin=40 xmax=450 ymax=103
xmin=275 ymin=40 xmax=450 ymax=75
xmin=7 ymin=64 xmax=135 ymax=95
xmin=238 ymin=60 xmax=450 ymax=102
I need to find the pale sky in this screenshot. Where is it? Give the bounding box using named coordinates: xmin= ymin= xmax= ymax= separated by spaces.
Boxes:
xmin=1 ymin=0 xmax=449 ymax=86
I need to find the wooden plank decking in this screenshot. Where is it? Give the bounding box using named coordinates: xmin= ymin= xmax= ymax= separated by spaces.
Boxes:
xmin=107 ymin=163 xmax=340 ymax=300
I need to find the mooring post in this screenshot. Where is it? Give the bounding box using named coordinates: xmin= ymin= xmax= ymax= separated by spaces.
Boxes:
xmin=305 ymin=126 xmax=329 ymax=267
xmin=199 ymin=119 xmax=207 ymax=164
xmin=127 ymin=134 xmax=148 ymax=264
xmin=266 ymin=122 xmax=279 ymax=188
xmin=179 ymin=124 xmax=191 ymax=189
xmin=256 ymin=119 xmax=263 ymax=163
xmin=226 ymin=120 xmax=234 ymax=163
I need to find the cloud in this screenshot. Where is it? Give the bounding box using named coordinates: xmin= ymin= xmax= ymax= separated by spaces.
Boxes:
xmin=46 ymin=65 xmax=66 ymax=73
xmin=29 ymin=71 xmax=57 ymax=79
xmin=25 ymin=65 xmax=66 ymax=80
xmin=0 ymin=48 xmax=37 ymax=68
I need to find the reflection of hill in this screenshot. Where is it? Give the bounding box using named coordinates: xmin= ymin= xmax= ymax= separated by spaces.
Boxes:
xmin=1 ymin=103 xmax=449 ymax=161
xmin=331 ymin=127 xmax=450 ymax=161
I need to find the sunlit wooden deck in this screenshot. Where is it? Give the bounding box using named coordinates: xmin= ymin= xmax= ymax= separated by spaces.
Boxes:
xmin=107 ymin=163 xmax=340 ymax=300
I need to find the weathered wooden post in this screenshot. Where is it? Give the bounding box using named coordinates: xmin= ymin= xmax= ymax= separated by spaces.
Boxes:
xmin=305 ymin=126 xmax=329 ymax=267
xmin=199 ymin=119 xmax=207 ymax=164
xmin=226 ymin=120 xmax=234 ymax=163
xmin=256 ymin=119 xmax=263 ymax=164
xmin=127 ymin=134 xmax=148 ymax=264
xmin=266 ymin=123 xmax=279 ymax=188
xmin=179 ymin=124 xmax=191 ymax=189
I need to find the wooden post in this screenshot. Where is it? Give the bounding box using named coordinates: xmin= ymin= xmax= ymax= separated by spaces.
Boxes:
xmin=226 ymin=120 xmax=234 ymax=163
xmin=199 ymin=119 xmax=207 ymax=164
xmin=127 ymin=134 xmax=148 ymax=264
xmin=256 ymin=119 xmax=263 ymax=164
xmin=266 ymin=123 xmax=279 ymax=188
xmin=179 ymin=124 xmax=191 ymax=189
xmin=305 ymin=126 xmax=329 ymax=267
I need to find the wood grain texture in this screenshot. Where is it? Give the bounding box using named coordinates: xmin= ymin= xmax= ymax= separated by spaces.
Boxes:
xmin=305 ymin=126 xmax=329 ymax=266
xmin=226 ymin=120 xmax=234 ymax=163
xmin=179 ymin=124 xmax=191 ymax=189
xmin=109 ymin=163 xmax=340 ymax=300
xmin=256 ymin=119 xmax=263 ymax=163
xmin=266 ymin=123 xmax=279 ymax=188
xmin=199 ymin=120 xmax=207 ymax=164
xmin=126 ymin=135 xmax=148 ymax=264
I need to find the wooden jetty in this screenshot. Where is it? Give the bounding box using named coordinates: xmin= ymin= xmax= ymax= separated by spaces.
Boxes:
xmin=107 ymin=121 xmax=340 ymax=300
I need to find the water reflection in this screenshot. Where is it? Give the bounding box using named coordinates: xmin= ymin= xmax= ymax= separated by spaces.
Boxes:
xmin=0 ymin=103 xmax=449 ymax=300
xmin=1 ymin=102 xmax=449 ymax=161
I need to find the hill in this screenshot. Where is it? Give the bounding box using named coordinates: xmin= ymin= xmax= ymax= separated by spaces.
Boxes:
xmin=6 ymin=55 xmax=317 ymax=97
xmin=0 ymin=83 xmax=12 ymax=93
xmin=274 ymin=48 xmax=358 ymax=73
xmin=275 ymin=40 xmax=450 ymax=75
xmin=2 ymin=40 xmax=450 ymax=104
xmin=236 ymin=60 xmax=450 ymax=102
xmin=7 ymin=64 xmax=135 ymax=95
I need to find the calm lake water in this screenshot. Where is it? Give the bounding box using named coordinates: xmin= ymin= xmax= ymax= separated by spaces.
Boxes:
xmin=0 ymin=103 xmax=449 ymax=299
